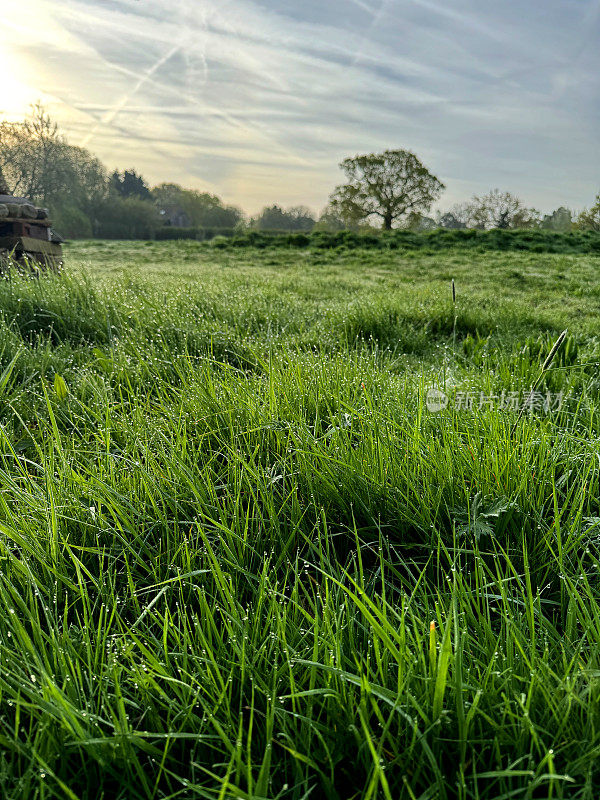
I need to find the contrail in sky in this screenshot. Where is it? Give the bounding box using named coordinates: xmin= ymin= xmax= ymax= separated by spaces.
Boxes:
xmin=350 ymin=0 xmax=391 ymax=66
xmin=80 ymin=43 xmax=181 ymax=148
xmin=347 ymin=0 xmax=378 ymax=13
xmin=78 ymin=0 xmax=310 ymax=167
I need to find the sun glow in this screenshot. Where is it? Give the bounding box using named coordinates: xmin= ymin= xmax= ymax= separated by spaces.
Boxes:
xmin=0 ymin=0 xmax=74 ymax=121
xmin=0 ymin=37 xmax=44 ymax=120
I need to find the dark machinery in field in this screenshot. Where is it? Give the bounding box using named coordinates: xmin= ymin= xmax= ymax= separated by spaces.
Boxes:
xmin=0 ymin=173 xmax=63 ymax=271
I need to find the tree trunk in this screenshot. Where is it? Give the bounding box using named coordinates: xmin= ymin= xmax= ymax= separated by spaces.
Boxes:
xmin=0 ymin=167 xmax=9 ymax=195
xmin=383 ymin=213 xmax=393 ymax=230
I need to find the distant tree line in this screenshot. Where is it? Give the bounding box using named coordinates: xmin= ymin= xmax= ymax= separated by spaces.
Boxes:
xmin=324 ymin=152 xmax=581 ymax=233
xmin=0 ymin=106 xmax=598 ymax=239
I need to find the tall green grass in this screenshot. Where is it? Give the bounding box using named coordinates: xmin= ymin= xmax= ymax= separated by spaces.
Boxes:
xmin=0 ymin=247 xmax=599 ymax=798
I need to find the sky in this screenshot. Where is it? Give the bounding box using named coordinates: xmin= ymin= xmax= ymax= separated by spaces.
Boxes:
xmin=1 ymin=0 xmax=599 ymax=216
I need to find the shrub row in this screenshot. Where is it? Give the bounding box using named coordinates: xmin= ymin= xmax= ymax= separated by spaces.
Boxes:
xmin=207 ymin=227 xmax=600 ymax=253
xmin=154 ymin=227 xmax=314 ymax=241
xmin=155 ymin=226 xmax=237 ymax=241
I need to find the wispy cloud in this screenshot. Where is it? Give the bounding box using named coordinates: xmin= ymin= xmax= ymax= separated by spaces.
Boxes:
xmin=2 ymin=0 xmax=599 ymax=212
xmin=80 ymin=43 xmax=182 ymax=147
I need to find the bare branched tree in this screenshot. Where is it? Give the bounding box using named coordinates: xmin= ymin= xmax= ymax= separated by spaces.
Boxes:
xmin=0 ymin=104 xmax=107 ymax=207
xmin=575 ymin=194 xmax=600 ymax=232
xmin=448 ymin=190 xmax=540 ymax=230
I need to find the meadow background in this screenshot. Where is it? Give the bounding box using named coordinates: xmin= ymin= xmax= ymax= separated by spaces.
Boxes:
xmin=0 ymin=239 xmax=599 ymax=798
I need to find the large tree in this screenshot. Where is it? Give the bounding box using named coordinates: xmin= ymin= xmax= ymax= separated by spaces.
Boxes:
xmin=0 ymin=104 xmax=108 ymax=210
xmin=329 ymin=150 xmax=445 ymax=230
xmin=0 ymin=104 xmax=71 ymax=201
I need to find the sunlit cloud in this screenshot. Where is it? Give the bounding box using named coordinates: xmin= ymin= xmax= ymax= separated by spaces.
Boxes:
xmin=2 ymin=0 xmax=599 ymax=213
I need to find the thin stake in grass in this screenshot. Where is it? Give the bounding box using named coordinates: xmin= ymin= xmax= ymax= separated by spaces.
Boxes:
xmin=451 ymin=278 xmax=457 ymax=350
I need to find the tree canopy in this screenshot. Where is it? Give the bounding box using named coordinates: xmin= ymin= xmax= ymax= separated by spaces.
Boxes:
xmin=252 ymin=205 xmax=316 ymax=231
xmin=541 ymin=207 xmax=572 ymax=232
xmin=0 ymin=106 xmax=244 ymax=239
xmin=0 ymin=105 xmax=107 ymax=210
xmin=576 ymin=195 xmax=600 ymax=232
xmin=152 ymin=184 xmax=243 ymax=229
xmin=329 ymin=150 xmax=445 ymax=230
xmin=449 ymin=190 xmax=540 ymax=230
xmin=110 ymin=170 xmax=151 ymax=201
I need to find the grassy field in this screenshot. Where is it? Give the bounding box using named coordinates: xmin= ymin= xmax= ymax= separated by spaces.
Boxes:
xmin=1 ymin=239 xmax=600 ymax=798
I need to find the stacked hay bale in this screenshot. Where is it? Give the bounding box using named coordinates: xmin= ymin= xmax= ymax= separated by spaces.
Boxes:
xmin=0 ymin=168 xmax=49 ymax=220
xmin=0 ymin=203 xmax=49 ymax=219
xmin=0 ymin=201 xmax=49 ymax=219
xmin=0 ymin=167 xmax=62 ymax=269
